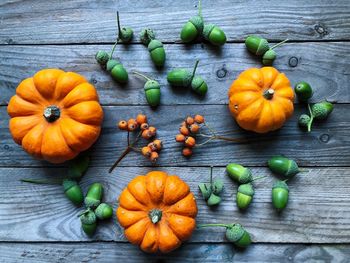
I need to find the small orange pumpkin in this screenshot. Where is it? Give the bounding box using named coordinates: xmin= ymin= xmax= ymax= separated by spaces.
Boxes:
xmin=228 ymin=67 xmax=294 ymax=133
xmin=117 ymin=171 xmax=198 ymax=253
xmin=7 ymin=69 xmax=103 ymax=163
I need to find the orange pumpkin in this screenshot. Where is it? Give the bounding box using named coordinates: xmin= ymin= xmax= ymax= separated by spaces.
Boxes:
xmin=7 ymin=69 xmax=103 ymax=163
xmin=117 ymin=171 xmax=198 ymax=253
xmin=228 ymin=67 xmax=294 ymax=133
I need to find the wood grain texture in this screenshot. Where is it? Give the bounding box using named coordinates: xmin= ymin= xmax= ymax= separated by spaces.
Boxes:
xmin=1 ymin=242 xmax=350 ymax=263
xmin=1 ymin=104 xmax=349 ymax=167
xmin=1 ymin=42 xmax=350 ymax=106
xmin=1 ymin=167 xmax=350 ymax=243
xmin=1 ymin=0 xmax=350 ymax=44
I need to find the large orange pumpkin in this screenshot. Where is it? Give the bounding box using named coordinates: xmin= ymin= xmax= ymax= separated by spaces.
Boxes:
xmin=7 ymin=69 xmax=103 ymax=163
xmin=117 ymin=171 xmax=198 ymax=253
xmin=228 ymin=67 xmax=294 ymax=133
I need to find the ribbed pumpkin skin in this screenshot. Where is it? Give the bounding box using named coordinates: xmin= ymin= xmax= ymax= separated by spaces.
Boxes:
xmin=7 ymin=69 xmax=103 ymax=163
xmin=228 ymin=67 xmax=294 ymax=133
xmin=117 ymin=171 xmax=198 ymax=253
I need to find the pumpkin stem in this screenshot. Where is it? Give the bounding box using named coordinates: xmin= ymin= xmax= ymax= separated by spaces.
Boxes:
xmin=43 ymin=105 xmax=60 ymax=122
xmin=149 ymin=209 xmax=162 ymax=224
xmin=263 ymin=88 xmax=275 ymax=100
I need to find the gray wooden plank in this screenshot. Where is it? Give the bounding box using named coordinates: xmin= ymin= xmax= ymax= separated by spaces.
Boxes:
xmin=1 ymin=104 xmax=349 ymax=167
xmin=1 ymin=42 xmax=350 ymax=106
xmin=0 ymin=167 xmax=350 ymax=243
xmin=1 ymin=242 xmax=350 ymax=263
xmin=1 ymin=0 xmax=350 ymax=44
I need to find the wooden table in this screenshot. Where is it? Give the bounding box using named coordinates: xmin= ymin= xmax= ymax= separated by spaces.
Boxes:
xmin=1 ymin=0 xmax=350 ymax=262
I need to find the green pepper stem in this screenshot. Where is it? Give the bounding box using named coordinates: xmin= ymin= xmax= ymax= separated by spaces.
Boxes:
xmin=307 ymin=103 xmax=314 ymax=132
xmin=20 ymin=178 xmax=62 ymax=185
xmin=133 ymin=71 xmax=152 ymax=81
xmin=197 ymin=223 xmax=229 ymax=228
xmin=198 ymin=0 xmax=202 ymax=17
xmin=270 ymin=39 xmax=289 ymax=50
xmin=251 ymin=175 xmax=267 ymax=182
xmin=191 ymin=60 xmax=200 ymax=80
xmin=116 ymin=11 xmax=122 ymax=36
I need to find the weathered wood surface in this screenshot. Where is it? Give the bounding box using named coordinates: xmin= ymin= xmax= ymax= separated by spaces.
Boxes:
xmin=1 ymin=242 xmax=350 ymax=263
xmin=1 ymin=167 xmax=350 ymax=243
xmin=1 ymin=0 xmax=350 ymax=44
xmin=1 ymin=104 xmax=349 ymax=167
xmin=1 ymin=42 xmax=350 ymax=106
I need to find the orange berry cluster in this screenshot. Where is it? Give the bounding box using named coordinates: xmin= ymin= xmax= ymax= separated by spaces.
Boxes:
xmin=118 ymin=114 xmax=162 ymax=163
xmin=175 ymin=114 xmax=204 ymax=157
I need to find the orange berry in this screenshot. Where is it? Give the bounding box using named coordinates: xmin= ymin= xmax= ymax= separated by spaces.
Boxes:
xmin=179 ymin=126 xmax=190 ymax=136
xmin=181 ymin=121 xmax=187 ymax=126
xmin=142 ymin=129 xmax=153 ymax=140
xmin=185 ymin=136 xmax=196 ymax=147
xmin=194 ymin=114 xmax=205 ymax=124
xmin=152 ymin=139 xmax=163 ymax=151
xmin=150 ymin=151 xmax=159 ymax=163
xmin=148 ymin=126 xmax=157 ymax=136
xmin=175 ymin=134 xmax=186 ymax=142
xmin=147 ymin=142 xmax=157 ymax=152
xmin=140 ymin=123 xmax=149 ymax=130
xmin=141 ymin=146 xmax=152 ymax=157
xmin=118 ymin=120 xmax=128 ymax=130
xmin=189 ymin=123 xmax=200 ymax=133
xmin=127 ymin=119 xmax=138 ymax=131
xmin=136 ymin=114 xmax=147 ymax=125
xmin=185 ymin=116 xmax=194 ymax=125
xmin=182 ymin=147 xmax=193 ymax=157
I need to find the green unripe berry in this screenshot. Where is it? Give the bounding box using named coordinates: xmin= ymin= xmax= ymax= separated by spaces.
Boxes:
xmin=144 ymin=80 xmax=161 ymax=107
xmin=294 ymin=82 xmax=313 ymax=102
xmin=191 ymin=75 xmax=208 ymax=95
xmin=203 ymin=24 xmax=227 ymax=46
xmin=80 ymin=209 xmax=97 ymax=236
xmin=298 ymin=114 xmax=311 ymax=128
xmin=167 ymin=69 xmax=193 ymax=87
xmin=62 ymin=179 xmax=84 ymax=206
xmin=225 ymin=224 xmax=251 ymax=248
xmin=95 ymin=51 xmax=110 ymax=66
xmin=262 ymin=49 xmax=276 ymax=66
xmin=207 ymin=193 xmax=221 ymax=206
xmin=198 ymin=182 xmax=212 ymax=200
xmin=226 ymin=163 xmax=253 ymax=184
xmin=148 ymin=39 xmax=166 ymax=67
xmin=181 ymin=16 xmax=204 ymax=43
xmin=140 ymin=28 xmax=156 ymax=46
xmin=267 ymin=156 xmax=299 ymax=178
xmin=236 ymin=183 xmax=254 ymax=210
xmin=68 ymin=155 xmax=89 ymax=179
xmin=245 ymin=36 xmax=270 ymax=56
xmin=95 ymin=203 xmax=113 ymax=220
xmin=84 ymin=183 xmax=104 ymax=209
xmin=311 ymin=101 xmax=334 ymax=120
xmin=212 ymin=179 xmax=224 ymax=195
xmin=272 ymin=180 xmax=289 ymax=211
